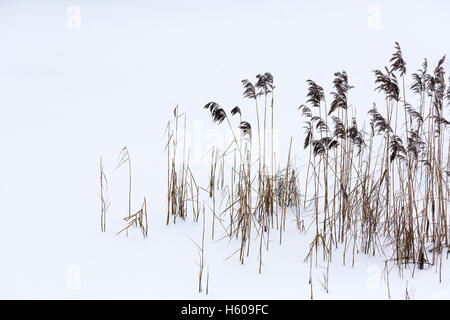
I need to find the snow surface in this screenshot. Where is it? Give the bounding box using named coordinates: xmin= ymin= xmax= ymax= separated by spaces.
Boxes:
xmin=0 ymin=0 xmax=450 ymax=299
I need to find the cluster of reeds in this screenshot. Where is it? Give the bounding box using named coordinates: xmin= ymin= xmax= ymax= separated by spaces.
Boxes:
xmin=200 ymin=74 xmax=303 ymax=271
xmin=164 ymin=74 xmax=302 ymax=275
xmin=160 ymin=42 xmax=449 ymax=295
xmin=202 ymin=101 xmax=254 ymax=264
xmin=300 ymin=70 xmax=366 ymax=296
xmin=166 ymin=106 xmax=200 ymax=224
xmin=299 ymin=43 xmax=450 ymax=285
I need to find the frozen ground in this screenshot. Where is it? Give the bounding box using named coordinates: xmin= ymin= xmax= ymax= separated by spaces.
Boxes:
xmin=0 ymin=0 xmax=450 ymax=299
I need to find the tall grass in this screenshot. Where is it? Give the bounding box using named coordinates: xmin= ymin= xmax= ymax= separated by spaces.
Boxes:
xmin=298 ymin=42 xmax=449 ymax=275
xmin=99 ymin=157 xmax=110 ymax=232
xmin=90 ymin=41 xmax=450 ymax=294
xmin=174 ymin=42 xmax=449 ymax=284
xmin=95 ymin=41 xmax=449 ymax=296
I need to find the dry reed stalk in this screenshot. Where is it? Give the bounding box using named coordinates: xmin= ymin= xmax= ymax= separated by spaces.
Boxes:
xmin=166 ymin=106 xmax=191 ymax=224
xmin=117 ymin=197 xmax=148 ymax=237
xmin=116 ymin=146 xmax=132 ymax=236
xmin=206 ymin=267 xmax=209 ymax=295
xmin=100 ymin=157 xmax=110 ymax=232
xmin=198 ymin=206 xmax=206 ymax=293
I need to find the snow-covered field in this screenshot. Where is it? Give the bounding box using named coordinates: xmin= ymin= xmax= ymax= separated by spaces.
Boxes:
xmin=1 ymin=0 xmax=449 ymax=299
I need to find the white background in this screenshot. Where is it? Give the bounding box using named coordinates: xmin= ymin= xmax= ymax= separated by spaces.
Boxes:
xmin=0 ymin=0 xmax=449 ymax=299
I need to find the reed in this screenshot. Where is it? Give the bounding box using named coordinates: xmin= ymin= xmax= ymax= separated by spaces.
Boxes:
xmin=99 ymin=157 xmax=110 ymax=232
xmin=298 ymin=42 xmax=449 ymax=276
xmin=117 ymin=197 xmax=148 ymax=237
xmin=166 ymin=106 xmax=191 ymax=224
xmin=148 ymin=42 xmax=450 ymax=293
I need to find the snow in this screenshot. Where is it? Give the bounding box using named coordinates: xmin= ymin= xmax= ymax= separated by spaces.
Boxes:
xmin=0 ymin=0 xmax=449 ymax=299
